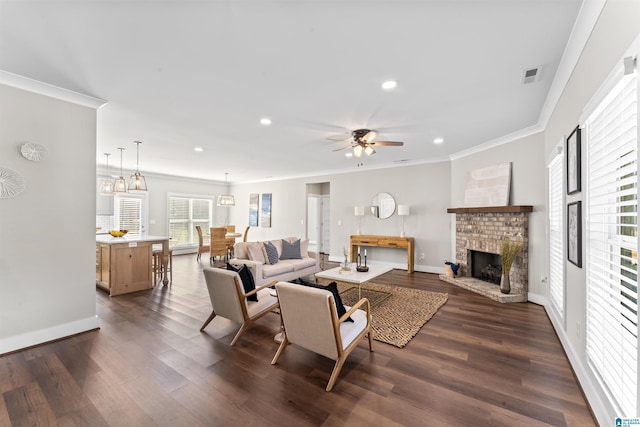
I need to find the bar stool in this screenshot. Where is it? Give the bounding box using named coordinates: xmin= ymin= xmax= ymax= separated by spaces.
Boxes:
xmin=153 ymin=248 xmax=173 ymax=285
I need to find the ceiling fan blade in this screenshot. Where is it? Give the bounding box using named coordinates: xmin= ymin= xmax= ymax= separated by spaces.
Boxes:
xmin=369 ymin=141 xmax=404 ymax=146
xmin=332 ymin=145 xmax=351 ymax=152
xmin=326 ymin=132 xmax=352 ymax=142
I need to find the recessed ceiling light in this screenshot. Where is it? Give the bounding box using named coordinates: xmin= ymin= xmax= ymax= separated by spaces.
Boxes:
xmin=381 ymin=80 xmax=397 ymax=90
xmin=345 ymin=152 xmax=353 ymax=158
xmin=194 ymin=147 xmax=204 ymax=152
xmin=260 ymin=118 xmax=272 ymax=125
xmin=433 ymin=138 xmax=444 ymax=144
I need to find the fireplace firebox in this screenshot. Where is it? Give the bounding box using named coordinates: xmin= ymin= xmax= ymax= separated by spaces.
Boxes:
xmin=469 ymin=250 xmax=502 ymax=285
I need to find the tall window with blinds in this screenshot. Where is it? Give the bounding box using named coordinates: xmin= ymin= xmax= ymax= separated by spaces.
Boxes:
xmin=584 ymin=72 xmax=638 ymax=416
xmin=548 ymin=155 xmax=564 ymax=318
xmin=168 ymin=196 xmax=213 ymax=247
xmin=115 ymin=196 xmax=143 ymax=235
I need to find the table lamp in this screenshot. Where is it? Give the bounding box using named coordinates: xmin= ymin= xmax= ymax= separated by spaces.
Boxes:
xmin=398 ymin=205 xmax=410 ymax=237
xmin=354 ymin=206 xmax=365 ymax=234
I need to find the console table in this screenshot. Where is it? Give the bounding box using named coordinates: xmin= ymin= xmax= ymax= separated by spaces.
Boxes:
xmin=350 ymin=235 xmax=415 ymax=274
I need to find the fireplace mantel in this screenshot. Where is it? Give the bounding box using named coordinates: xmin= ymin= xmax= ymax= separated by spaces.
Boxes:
xmin=447 ymin=205 xmax=533 ymax=214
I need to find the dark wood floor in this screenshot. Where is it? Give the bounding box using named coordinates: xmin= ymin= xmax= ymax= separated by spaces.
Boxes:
xmin=0 ymin=254 xmax=595 ymax=426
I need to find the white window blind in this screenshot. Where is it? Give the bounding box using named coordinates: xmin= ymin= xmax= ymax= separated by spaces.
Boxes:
xmin=585 ymin=73 xmax=638 ymax=416
xmin=168 ymin=196 xmax=212 ymax=247
xmin=116 ymin=196 xmax=142 ymax=235
xmin=548 ymin=155 xmax=564 ymax=318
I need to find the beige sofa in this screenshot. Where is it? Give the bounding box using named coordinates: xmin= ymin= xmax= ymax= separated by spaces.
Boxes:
xmin=230 ymin=237 xmax=320 ymax=287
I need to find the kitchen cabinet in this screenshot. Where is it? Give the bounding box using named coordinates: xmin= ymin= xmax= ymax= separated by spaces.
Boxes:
xmin=96 ymin=235 xmax=169 ymax=296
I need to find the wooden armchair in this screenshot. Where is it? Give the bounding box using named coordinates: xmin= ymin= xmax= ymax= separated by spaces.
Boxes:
xmin=200 ymin=267 xmax=279 ymax=346
xmin=271 ymin=281 xmax=373 ymax=391
xmin=195 ymin=225 xmax=210 ymax=262
xmin=209 ymin=227 xmax=228 ymax=263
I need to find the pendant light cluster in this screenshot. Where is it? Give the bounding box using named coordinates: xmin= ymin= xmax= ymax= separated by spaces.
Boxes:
xmin=101 ymin=141 xmax=148 ymax=196
xmin=217 ymin=173 xmax=235 ymax=206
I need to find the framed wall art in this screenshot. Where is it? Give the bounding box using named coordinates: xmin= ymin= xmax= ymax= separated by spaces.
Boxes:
xmin=260 ymin=193 xmax=272 ymax=228
xmin=248 ymin=193 xmax=259 ymax=226
xmin=566 ymin=126 xmax=581 ymax=195
xmin=567 ymin=201 xmax=582 ymax=267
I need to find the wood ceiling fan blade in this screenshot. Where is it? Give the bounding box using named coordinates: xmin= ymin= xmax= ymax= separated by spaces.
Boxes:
xmin=369 ymin=141 xmax=404 ymax=146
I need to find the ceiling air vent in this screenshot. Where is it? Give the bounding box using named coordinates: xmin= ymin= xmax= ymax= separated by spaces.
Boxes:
xmin=522 ymin=66 xmax=541 ymax=84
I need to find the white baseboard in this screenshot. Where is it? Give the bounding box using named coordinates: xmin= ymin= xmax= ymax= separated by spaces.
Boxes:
xmin=0 ymin=315 xmax=99 ymax=355
xmin=545 ymin=305 xmax=615 ymax=426
xmin=527 ymin=292 xmax=547 ymax=305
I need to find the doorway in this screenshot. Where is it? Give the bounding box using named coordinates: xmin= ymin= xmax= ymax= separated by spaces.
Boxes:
xmin=306 ymin=182 xmax=330 ymax=255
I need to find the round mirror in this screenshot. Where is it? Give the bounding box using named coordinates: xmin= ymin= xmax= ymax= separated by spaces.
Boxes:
xmin=370 ymin=192 xmax=396 ymax=219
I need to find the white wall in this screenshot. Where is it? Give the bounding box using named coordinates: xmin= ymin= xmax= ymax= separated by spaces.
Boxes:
xmin=540 ymin=1 xmax=640 ymax=423
xmin=0 ymin=83 xmax=100 ymax=353
xmin=230 ymin=161 xmax=452 ymax=273
xmin=450 ymin=132 xmax=546 ymax=298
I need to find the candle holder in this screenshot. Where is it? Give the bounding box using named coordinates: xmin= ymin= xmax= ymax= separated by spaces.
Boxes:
xmin=356 ymin=252 xmax=369 ymax=272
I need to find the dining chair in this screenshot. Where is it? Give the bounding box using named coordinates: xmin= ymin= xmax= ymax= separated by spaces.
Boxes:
xmin=210 ymin=227 xmax=228 ymax=263
xmin=195 ymin=225 xmax=210 ymax=262
xmin=271 ymin=281 xmax=373 ymax=391
xmin=201 ymin=267 xmax=279 ymax=346
xmin=243 ymin=226 xmax=250 ymax=242
xmin=225 ymin=224 xmax=236 ymax=256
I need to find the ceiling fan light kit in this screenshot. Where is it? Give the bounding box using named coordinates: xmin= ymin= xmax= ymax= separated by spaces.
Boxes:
xmin=331 ymin=128 xmax=403 ymax=158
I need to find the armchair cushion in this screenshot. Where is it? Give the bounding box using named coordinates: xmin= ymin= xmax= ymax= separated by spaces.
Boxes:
xmin=297 ymin=279 xmax=353 ymax=322
xmin=227 ymin=263 xmax=258 ymax=301
xmin=280 ymin=239 xmax=302 ymax=259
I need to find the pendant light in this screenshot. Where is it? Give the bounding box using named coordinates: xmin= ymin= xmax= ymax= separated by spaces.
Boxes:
xmin=99 ymin=153 xmax=115 ymax=195
xmin=113 ymin=147 xmax=128 ymax=194
xmin=129 ymin=140 xmax=148 ymax=192
xmin=217 ymin=173 xmax=235 ymax=206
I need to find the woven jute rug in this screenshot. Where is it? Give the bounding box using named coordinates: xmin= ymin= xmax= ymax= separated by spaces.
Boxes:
xmin=336 ymin=282 xmax=448 ymax=348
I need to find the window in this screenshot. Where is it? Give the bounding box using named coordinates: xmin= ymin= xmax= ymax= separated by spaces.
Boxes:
xmin=114 ymin=194 xmax=147 ymax=235
xmin=168 ymin=195 xmax=213 ymax=247
xmin=584 ymin=71 xmax=638 ymax=416
xmin=548 ymin=154 xmax=564 ymax=318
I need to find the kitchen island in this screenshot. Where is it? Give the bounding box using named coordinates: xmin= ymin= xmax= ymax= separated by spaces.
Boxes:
xmin=96 ymin=234 xmax=169 ymax=296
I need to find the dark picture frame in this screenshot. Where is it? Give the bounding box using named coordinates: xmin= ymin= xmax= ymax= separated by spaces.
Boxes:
xmin=567 ymin=201 xmax=582 ymax=267
xmin=566 ymin=126 xmax=581 ymax=195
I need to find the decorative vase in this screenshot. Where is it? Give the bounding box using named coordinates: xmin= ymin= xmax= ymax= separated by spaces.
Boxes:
xmin=500 ymin=274 xmax=511 ymax=294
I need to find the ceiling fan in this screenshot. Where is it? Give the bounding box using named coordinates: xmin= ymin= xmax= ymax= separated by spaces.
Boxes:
xmin=329 ymin=129 xmax=404 ymax=157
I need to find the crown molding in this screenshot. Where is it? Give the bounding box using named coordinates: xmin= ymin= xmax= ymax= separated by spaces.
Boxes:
xmin=537 ymin=0 xmax=606 ymax=128
xmin=448 ymin=124 xmax=544 ymax=161
xmin=0 ymin=70 xmax=107 ymax=109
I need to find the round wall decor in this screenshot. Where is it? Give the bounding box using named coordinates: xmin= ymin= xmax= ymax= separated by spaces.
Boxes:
xmin=0 ymin=167 xmax=26 ymax=199
xmin=20 ymin=142 xmax=48 ymax=161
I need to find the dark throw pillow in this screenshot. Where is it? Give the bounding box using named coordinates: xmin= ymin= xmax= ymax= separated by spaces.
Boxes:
xmin=280 ymin=239 xmax=302 ymax=260
xmin=297 ymin=278 xmax=353 ymax=322
xmin=263 ymin=241 xmax=279 ymax=265
xmin=227 ymin=263 xmax=258 ymax=302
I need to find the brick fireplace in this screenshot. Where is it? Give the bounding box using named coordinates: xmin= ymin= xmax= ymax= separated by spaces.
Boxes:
xmin=440 ymin=206 xmax=532 ymax=303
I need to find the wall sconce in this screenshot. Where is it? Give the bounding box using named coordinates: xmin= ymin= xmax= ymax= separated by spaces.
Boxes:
xmin=398 ymin=204 xmax=410 ymax=237
xmin=354 ymin=206 xmax=364 ymax=235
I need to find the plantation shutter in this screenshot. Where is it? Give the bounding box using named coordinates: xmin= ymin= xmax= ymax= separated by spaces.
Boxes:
xmin=548 ymin=155 xmax=564 ymax=317
xmin=117 ymin=197 xmax=142 ymax=235
xmin=584 ymin=72 xmax=638 ymax=416
xmin=168 ymin=196 xmax=212 ymax=247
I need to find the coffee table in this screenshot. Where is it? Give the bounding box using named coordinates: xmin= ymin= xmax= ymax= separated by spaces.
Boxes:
xmin=315 ymin=264 xmax=393 ymax=300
